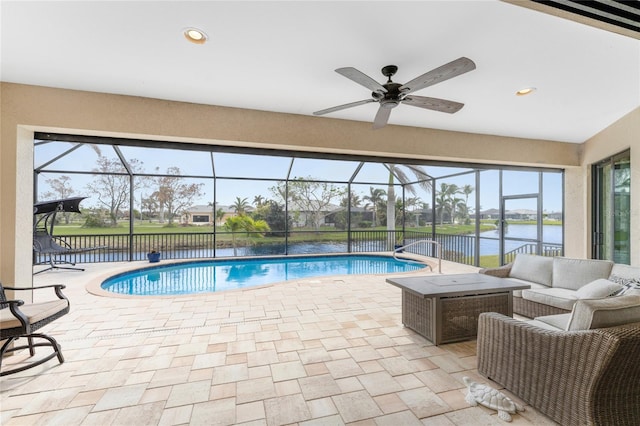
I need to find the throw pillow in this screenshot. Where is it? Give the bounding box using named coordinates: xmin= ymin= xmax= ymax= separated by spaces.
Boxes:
xmin=575 ymin=279 xmax=623 ymax=299
xmin=609 ymin=275 xmax=640 ymax=295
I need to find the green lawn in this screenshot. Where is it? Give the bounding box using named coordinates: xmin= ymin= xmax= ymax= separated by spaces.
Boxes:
xmin=52 ymin=221 xmax=498 ymax=236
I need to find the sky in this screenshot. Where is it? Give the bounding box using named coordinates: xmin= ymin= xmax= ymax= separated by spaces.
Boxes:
xmin=34 ymin=140 xmax=564 ymax=214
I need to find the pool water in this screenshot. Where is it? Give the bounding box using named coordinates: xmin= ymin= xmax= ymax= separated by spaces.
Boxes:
xmin=101 ymin=255 xmax=426 ymax=296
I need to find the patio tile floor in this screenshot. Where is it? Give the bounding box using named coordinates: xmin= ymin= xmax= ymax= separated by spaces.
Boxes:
xmin=1 ymin=260 xmax=557 ymax=425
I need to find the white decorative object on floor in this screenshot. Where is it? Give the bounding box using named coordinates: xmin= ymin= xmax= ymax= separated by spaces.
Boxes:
xmin=463 ymin=376 xmax=525 ymax=422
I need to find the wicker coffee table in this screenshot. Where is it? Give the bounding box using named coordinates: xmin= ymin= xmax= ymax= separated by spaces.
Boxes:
xmin=386 ymin=273 xmax=529 ymax=345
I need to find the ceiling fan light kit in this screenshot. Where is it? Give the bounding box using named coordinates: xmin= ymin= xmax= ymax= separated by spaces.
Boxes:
xmin=314 ymin=57 xmax=476 ymax=129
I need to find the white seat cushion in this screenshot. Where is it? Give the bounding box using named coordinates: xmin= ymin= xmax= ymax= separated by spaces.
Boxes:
xmin=0 ymin=300 xmax=69 ymax=329
xmin=510 ymin=279 xmax=548 ymax=297
xmin=526 ymin=319 xmax=564 ymax=331
xmin=522 ymin=288 xmax=577 ymax=311
xmin=532 ymin=313 xmax=572 ymax=331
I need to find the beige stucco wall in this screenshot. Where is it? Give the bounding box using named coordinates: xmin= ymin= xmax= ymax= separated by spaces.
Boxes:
xmin=2 ymin=82 xmax=634 ymax=288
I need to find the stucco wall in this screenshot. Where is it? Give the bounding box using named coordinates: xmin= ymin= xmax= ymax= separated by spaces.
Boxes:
xmin=2 ymin=82 xmax=632 ymax=287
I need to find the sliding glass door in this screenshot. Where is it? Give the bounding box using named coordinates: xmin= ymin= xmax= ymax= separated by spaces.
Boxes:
xmin=593 ymin=150 xmax=630 ymax=264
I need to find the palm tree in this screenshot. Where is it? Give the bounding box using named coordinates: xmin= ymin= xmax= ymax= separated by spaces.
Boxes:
xmin=445 ymin=184 xmax=460 ymax=224
xmin=436 ymin=182 xmax=455 ymax=225
xmin=224 ymin=215 xmax=270 ymax=256
xmin=363 ymin=187 xmax=386 ymax=227
xmin=253 ymin=195 xmax=265 ymax=207
xmin=215 ymin=207 xmax=226 ymax=226
xmin=461 ymin=184 xmax=475 ymax=224
xmin=384 ymin=165 xmax=432 ymax=247
xmin=232 ymin=197 xmax=250 ymax=215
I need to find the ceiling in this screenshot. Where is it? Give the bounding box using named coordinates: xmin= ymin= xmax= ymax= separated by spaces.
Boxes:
xmin=1 ymin=1 xmax=639 ymax=144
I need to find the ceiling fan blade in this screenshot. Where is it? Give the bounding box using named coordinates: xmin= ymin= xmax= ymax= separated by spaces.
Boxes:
xmin=399 ymin=57 xmax=476 ymax=94
xmin=403 ymin=95 xmax=464 ymax=114
xmin=372 ymin=106 xmax=391 ymax=129
xmin=313 ymin=99 xmax=375 ymax=116
xmin=336 ymin=67 xmax=387 ymax=94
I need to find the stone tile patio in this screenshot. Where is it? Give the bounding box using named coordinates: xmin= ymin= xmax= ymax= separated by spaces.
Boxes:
xmin=1 ymin=259 xmax=556 ymax=425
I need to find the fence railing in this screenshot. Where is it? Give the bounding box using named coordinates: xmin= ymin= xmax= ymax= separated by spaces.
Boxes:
xmin=34 ymin=230 xmax=562 ymax=268
xmin=503 ymin=242 xmax=563 ymax=264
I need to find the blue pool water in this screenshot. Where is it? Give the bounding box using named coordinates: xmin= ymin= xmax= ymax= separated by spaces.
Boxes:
xmin=101 ymin=255 xmax=426 ymax=296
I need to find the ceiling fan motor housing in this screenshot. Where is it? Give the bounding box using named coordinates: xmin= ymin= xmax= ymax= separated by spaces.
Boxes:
xmin=378 ymin=82 xmax=404 ymax=109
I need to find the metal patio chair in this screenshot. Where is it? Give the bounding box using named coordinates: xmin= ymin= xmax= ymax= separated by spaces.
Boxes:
xmin=0 ymin=281 xmax=70 ymax=376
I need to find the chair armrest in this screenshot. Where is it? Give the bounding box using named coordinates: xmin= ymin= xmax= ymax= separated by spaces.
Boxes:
xmin=477 ymin=312 xmax=640 ymax=425
xmin=1 ymin=299 xmax=29 ymax=329
xmin=478 ymin=263 xmax=512 ymax=278
xmin=3 ymin=284 xmax=68 ymax=301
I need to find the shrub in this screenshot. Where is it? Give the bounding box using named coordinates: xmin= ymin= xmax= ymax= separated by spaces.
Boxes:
xmin=82 ymin=213 xmax=109 ymax=228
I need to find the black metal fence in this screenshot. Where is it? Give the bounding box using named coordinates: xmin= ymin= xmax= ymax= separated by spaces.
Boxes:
xmin=34 ymin=230 xmax=563 ymax=268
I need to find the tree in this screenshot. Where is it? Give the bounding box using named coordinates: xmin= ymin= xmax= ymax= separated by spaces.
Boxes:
xmin=151 ymin=167 xmax=204 ymax=225
xmin=340 ymin=191 xmax=361 ymax=208
xmin=363 ymin=187 xmax=386 ymax=227
xmin=141 ymin=195 xmax=159 ymax=220
xmin=215 ymin=207 xmax=226 ymax=226
xmin=224 ymin=215 xmax=270 ymax=256
xmin=86 ymin=156 xmax=144 ymax=227
xmin=461 ymin=184 xmax=475 ymax=224
xmin=253 ymin=195 xmax=265 ymax=207
xmin=252 ymin=200 xmax=290 ymax=237
xmin=42 ymin=175 xmax=75 ymax=224
xmin=385 ymin=165 xmax=432 ymax=237
xmin=271 ymin=178 xmax=344 ymax=229
xmin=435 ymin=182 xmax=462 ymax=225
xmin=446 ymin=184 xmax=461 ymax=224
xmin=232 ymin=197 xmax=250 ymax=215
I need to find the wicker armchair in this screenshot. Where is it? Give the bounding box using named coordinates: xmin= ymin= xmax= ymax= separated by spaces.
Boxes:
xmin=477 ymin=312 xmax=640 ymax=426
xmin=0 ymin=282 xmax=70 ymax=376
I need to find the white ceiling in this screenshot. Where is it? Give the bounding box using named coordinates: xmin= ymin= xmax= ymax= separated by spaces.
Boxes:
xmin=2 ymin=1 xmax=639 ymax=143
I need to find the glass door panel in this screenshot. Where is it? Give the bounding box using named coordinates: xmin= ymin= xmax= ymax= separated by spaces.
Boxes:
xmin=500 ymin=195 xmax=541 ymax=265
xmin=593 ymin=151 xmax=630 ymax=264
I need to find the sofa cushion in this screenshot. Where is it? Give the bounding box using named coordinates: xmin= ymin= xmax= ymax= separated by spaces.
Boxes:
xmin=509 ymin=254 xmax=553 ymax=286
xmin=526 ymin=319 xmax=564 ymax=331
xmin=510 ymin=279 xmax=548 ymax=297
xmin=575 ymin=278 xmax=623 ymax=299
xmin=533 ymin=313 xmax=572 ymax=330
xmin=566 ymin=295 xmax=640 ymax=331
xmin=552 ymin=257 xmax=613 ymax=290
xmin=0 ymin=299 xmax=69 ymax=329
xmin=522 ymin=288 xmax=578 ymax=311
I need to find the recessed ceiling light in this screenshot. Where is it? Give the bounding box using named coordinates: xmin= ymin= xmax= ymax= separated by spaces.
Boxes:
xmin=516 ymin=87 xmax=536 ymax=96
xmin=183 ymin=28 xmax=208 ymax=44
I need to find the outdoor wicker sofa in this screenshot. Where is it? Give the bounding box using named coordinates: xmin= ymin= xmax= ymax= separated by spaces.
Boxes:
xmin=477 ymin=312 xmax=640 ymax=425
xmin=479 ymin=254 xmax=640 ymax=318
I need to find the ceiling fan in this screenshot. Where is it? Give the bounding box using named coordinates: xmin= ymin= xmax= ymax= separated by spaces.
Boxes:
xmin=313 ymin=57 xmax=476 ymax=129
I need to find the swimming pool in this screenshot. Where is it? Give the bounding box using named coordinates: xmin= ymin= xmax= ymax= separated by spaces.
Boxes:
xmin=100 ymin=254 xmax=427 ymax=296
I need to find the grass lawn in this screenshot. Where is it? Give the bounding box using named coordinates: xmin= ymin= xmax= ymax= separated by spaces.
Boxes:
xmin=52 ymin=221 xmax=498 ymax=237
